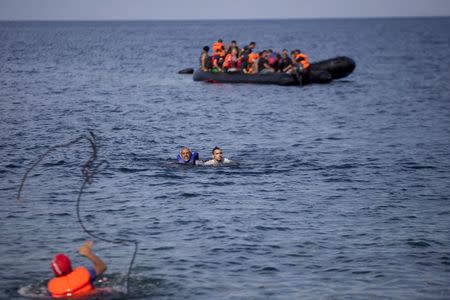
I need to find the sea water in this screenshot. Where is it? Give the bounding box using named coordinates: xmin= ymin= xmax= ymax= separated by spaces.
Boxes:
xmin=1 ymin=18 xmax=450 ymax=299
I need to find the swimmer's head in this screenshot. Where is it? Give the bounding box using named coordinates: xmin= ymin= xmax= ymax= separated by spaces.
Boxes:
xmin=180 ymin=147 xmax=192 ymax=162
xmin=211 ymin=146 xmax=223 ymax=162
xmin=51 ymin=253 xmax=72 ymax=276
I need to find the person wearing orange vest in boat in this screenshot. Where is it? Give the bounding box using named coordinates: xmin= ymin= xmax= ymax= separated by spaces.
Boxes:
xmin=294 ymin=49 xmax=310 ymax=85
xmin=211 ymin=47 xmax=226 ymax=73
xmin=246 ymin=52 xmax=260 ymax=74
xmin=240 ymin=42 xmax=256 ymax=73
xmin=212 ymin=39 xmax=224 ymax=55
xmin=295 ymin=50 xmax=310 ymax=70
xmin=47 ymin=240 xmax=107 ymax=298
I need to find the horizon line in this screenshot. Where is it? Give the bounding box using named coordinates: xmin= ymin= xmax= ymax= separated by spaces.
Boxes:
xmin=1 ymin=15 xmax=449 ymax=22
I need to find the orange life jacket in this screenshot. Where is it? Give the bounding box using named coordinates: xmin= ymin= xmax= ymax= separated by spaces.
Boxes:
xmin=246 ymin=53 xmax=260 ymax=73
xmin=295 ymin=53 xmax=310 ymax=69
xmin=212 ymin=42 xmax=224 ymax=53
xmin=247 ymin=52 xmax=259 ymax=64
xmin=216 ymin=49 xmax=226 ymax=57
xmin=48 ymin=267 xmax=93 ymax=298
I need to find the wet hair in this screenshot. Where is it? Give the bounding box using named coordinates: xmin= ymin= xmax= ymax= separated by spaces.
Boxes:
xmin=211 ymin=146 xmax=221 ymax=154
xmin=249 ymin=42 xmax=256 ymax=46
xmin=218 ymin=39 xmax=223 ymax=42
xmin=203 ymin=46 xmax=210 ymax=52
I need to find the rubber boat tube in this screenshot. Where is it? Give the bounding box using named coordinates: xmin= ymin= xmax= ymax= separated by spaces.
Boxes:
xmin=178 ymin=68 xmax=194 ymax=74
xmin=309 ymin=56 xmax=356 ymax=80
xmin=193 ymin=70 xmax=298 ymax=85
xmin=191 ymin=56 xmax=355 ymax=85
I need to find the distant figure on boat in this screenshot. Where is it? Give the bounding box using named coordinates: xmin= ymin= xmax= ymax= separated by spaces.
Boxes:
xmin=212 ymin=47 xmax=226 ymax=73
xmin=177 ymin=147 xmax=200 ymax=165
xmin=200 ymin=46 xmax=212 ymax=72
xmin=223 ymin=47 xmax=240 ymax=73
xmin=257 ymin=50 xmax=276 ymax=74
xmin=226 ymin=40 xmax=239 ymax=55
xmin=240 ymin=41 xmax=256 ymax=73
xmin=47 ymin=240 xmax=107 ymax=298
xmin=204 ymin=146 xmax=232 ymax=166
xmin=212 ymin=38 xmax=224 ymax=54
xmin=246 ymin=52 xmax=260 ymax=74
xmin=278 ymin=49 xmax=293 ymax=73
xmin=293 ymin=49 xmax=310 ymax=84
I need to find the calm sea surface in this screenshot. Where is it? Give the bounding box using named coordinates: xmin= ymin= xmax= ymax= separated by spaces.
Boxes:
xmin=1 ymin=18 xmax=450 ymax=299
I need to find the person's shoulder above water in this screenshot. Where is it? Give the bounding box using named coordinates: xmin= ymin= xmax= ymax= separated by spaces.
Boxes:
xmin=204 ymin=157 xmax=232 ymax=166
xmin=203 ymin=146 xmax=233 ymax=166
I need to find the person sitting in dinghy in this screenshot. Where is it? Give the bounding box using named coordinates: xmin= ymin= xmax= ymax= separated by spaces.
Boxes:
xmin=257 ymin=50 xmax=276 ymax=74
xmin=223 ymin=47 xmax=240 ymax=73
xmin=278 ymin=49 xmax=293 ymax=73
xmin=200 ymin=46 xmax=212 ymax=72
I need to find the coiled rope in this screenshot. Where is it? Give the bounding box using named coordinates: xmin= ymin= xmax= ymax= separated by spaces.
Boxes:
xmin=16 ymin=131 xmax=138 ymax=295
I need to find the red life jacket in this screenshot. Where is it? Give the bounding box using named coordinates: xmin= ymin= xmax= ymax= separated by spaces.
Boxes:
xmin=224 ymin=54 xmax=238 ymax=69
xmin=48 ymin=267 xmax=93 ymax=298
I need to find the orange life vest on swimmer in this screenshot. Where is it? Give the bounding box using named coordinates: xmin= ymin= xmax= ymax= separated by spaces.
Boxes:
xmin=295 ymin=53 xmax=310 ymax=69
xmin=48 ymin=267 xmax=93 ymax=298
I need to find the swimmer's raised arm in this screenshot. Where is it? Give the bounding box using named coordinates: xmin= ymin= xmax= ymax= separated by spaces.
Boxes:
xmin=79 ymin=241 xmax=107 ymax=276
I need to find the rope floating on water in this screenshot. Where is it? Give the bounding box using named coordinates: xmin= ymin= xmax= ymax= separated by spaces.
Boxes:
xmin=16 ymin=131 xmax=138 ymax=295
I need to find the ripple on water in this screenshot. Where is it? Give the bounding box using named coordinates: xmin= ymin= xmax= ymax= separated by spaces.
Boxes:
xmin=406 ymin=240 xmax=431 ymax=248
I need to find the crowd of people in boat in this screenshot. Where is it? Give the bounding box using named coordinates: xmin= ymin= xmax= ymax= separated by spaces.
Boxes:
xmin=177 ymin=146 xmax=232 ymax=166
xmin=200 ymin=39 xmax=310 ymax=75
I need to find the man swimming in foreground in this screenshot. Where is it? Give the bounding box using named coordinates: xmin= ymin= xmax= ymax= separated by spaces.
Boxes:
xmin=177 ymin=147 xmax=200 ymax=165
xmin=204 ymin=146 xmax=232 ymax=166
xmin=47 ymin=240 xmax=106 ymax=298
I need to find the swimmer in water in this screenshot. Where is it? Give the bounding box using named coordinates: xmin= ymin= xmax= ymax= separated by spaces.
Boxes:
xmin=177 ymin=147 xmax=201 ymax=165
xmin=204 ymin=146 xmax=232 ymax=166
xmin=47 ymin=240 xmax=107 ymax=298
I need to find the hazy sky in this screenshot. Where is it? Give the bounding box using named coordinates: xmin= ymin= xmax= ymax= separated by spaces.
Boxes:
xmin=1 ymin=0 xmax=450 ymax=20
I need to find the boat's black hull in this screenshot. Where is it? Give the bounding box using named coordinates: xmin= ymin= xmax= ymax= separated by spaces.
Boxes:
xmin=192 ymin=56 xmax=355 ymax=86
xmin=193 ymin=70 xmax=299 ymax=85
xmin=309 ymin=56 xmax=356 ymax=80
